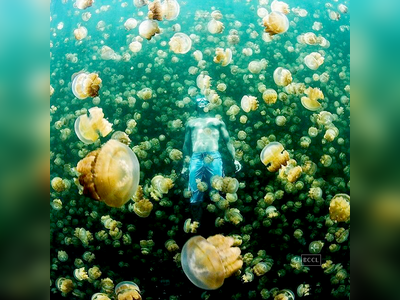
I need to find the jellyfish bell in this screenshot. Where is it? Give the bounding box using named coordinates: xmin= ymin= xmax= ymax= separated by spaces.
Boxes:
xmin=181 ymin=235 xmax=243 ymax=290
xmin=72 ymin=71 xmax=102 ymax=99
xmin=162 ymin=0 xmax=180 ymax=20
xmin=134 ymin=0 xmax=148 ymax=8
xmin=273 ymin=67 xmax=292 ymax=86
xmin=271 ymin=0 xmax=290 ymax=14
xmin=74 ymin=107 xmax=113 ymax=144
xmin=329 ymin=193 xmax=350 ymax=222
xmin=304 ymin=52 xmax=324 ymax=70
xmin=211 ymin=10 xmax=223 ymax=20
xmin=263 ymin=11 xmax=289 ymax=36
xmin=169 ymin=33 xmax=192 ymax=54
xmin=115 ymin=281 xmax=141 ymax=300
xmin=75 ymin=0 xmax=94 ymax=10
xmin=124 ymin=18 xmax=138 ymax=30
xmin=148 ymin=0 xmax=163 ymax=20
xmin=91 ymin=293 xmax=111 ymax=300
xmin=262 ymin=89 xmax=278 ymax=104
xmin=241 ymin=95 xmax=259 ymax=113
xmin=260 ymin=141 xmax=290 ymax=172
xmin=129 ymin=41 xmax=142 ymax=53
xmin=301 ymin=87 xmax=324 ymax=111
xmin=74 ymin=26 xmax=88 ymax=40
xmin=139 ymin=20 xmax=161 ymax=40
xmin=76 ymin=139 xmax=140 ymax=208
xmin=207 ymin=19 xmax=224 ymax=34
xmin=213 ymin=48 xmax=232 ymax=66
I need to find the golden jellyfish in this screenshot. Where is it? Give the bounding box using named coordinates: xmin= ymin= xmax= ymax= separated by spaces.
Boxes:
xmin=241 ymin=95 xmax=259 ymax=113
xmin=248 ymin=59 xmax=267 ymax=74
xmin=193 ymin=50 xmax=203 ymax=61
xmin=162 ymin=0 xmax=180 ymax=20
xmin=207 ymin=19 xmax=224 ymax=34
xmin=329 ymin=193 xmax=350 ymax=222
xmin=213 ymin=48 xmax=232 ymax=66
xmin=273 ymin=67 xmax=292 ymax=87
xmin=50 ymin=85 xmax=54 ymax=96
xmin=115 ymin=281 xmax=142 ymax=300
xmin=196 ymin=73 xmax=211 ymax=91
xmin=76 ymin=140 xmax=140 ymax=208
xmin=263 ymin=11 xmax=289 ymax=36
xmin=111 ymin=131 xmax=131 ymax=145
xmin=134 ymin=0 xmax=148 ymax=8
xmin=304 ymin=52 xmax=324 ymax=70
xmin=129 ymin=41 xmax=142 ymax=53
xmin=74 ymin=26 xmax=88 ymax=40
xmin=124 ymin=18 xmax=138 ymax=30
xmin=181 ymin=235 xmax=243 ymax=290
xmin=137 ymin=87 xmax=152 ymax=100
xmin=262 ymin=89 xmax=278 ymax=104
xmin=148 ymin=0 xmax=163 ymax=21
xmin=149 ymin=175 xmax=174 ymax=200
xmin=169 ymin=33 xmax=192 ymax=54
xmin=72 ymin=71 xmax=102 ymax=99
xmin=301 ymin=87 xmax=324 ymax=111
xmin=91 ymin=293 xmax=111 ymax=300
xmin=74 ymin=107 xmax=112 ymax=144
xmin=139 ymin=20 xmax=160 ymax=40
xmin=260 ymin=142 xmax=290 ymax=172
xmin=75 ymin=0 xmax=93 ymax=10
xmin=271 ymin=0 xmax=290 ymax=14
xmin=211 ymin=10 xmax=223 ymax=20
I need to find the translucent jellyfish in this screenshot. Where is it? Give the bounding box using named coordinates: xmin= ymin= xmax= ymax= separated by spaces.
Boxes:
xmin=74 ymin=107 xmax=112 ymax=144
xmin=304 ymin=52 xmax=324 ymax=70
xmin=181 ymin=235 xmax=243 ymax=290
xmin=196 ymin=73 xmax=211 ymax=91
xmin=275 ymin=289 xmax=295 ymax=300
xmin=329 ymin=193 xmax=350 ymax=222
xmin=263 ymin=11 xmax=289 ymax=36
xmin=262 ymin=89 xmax=278 ymax=104
xmin=241 ymin=95 xmax=259 ymax=113
xmin=100 ymin=46 xmax=116 ymax=60
xmin=213 ymin=48 xmax=232 ymax=66
xmin=273 ymin=67 xmax=292 ymax=87
xmin=193 ymin=50 xmax=203 ymax=61
xmin=150 ymin=175 xmax=174 ymax=200
xmin=115 ymin=281 xmax=142 ymax=300
xmin=248 ymin=60 xmax=264 ymax=74
xmin=148 ymin=0 xmax=163 ymax=20
xmin=271 ymin=0 xmax=290 ymax=14
xmin=211 ymin=10 xmax=223 ymax=20
xmin=111 ymin=131 xmax=131 ymax=145
xmin=76 ymin=140 xmax=140 ymax=208
xmin=75 ymin=0 xmax=93 ymax=10
xmin=139 ymin=20 xmax=160 ymax=40
xmin=134 ymin=0 xmax=148 ymax=8
xmin=71 ymin=71 xmax=102 ymax=99
xmin=91 ymin=293 xmax=111 ymax=300
xmin=74 ymin=26 xmax=88 ymax=40
xmin=207 ymin=19 xmax=224 ymax=34
xmin=162 ymin=0 xmax=180 ymax=20
xmin=169 ymin=33 xmax=192 ymax=54
xmin=260 ymin=142 xmax=290 ymax=172
xmin=124 ymin=18 xmax=138 ymax=30
xmin=301 ymin=87 xmax=324 ymax=111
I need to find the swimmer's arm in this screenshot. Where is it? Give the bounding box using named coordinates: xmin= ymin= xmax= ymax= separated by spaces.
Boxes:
xmin=220 ymin=121 xmax=236 ymax=161
xmin=182 ymin=123 xmax=192 ymax=170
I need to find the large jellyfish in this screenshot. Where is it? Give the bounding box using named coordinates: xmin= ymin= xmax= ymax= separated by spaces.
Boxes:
xmin=181 ymin=235 xmax=243 ymax=290
xmin=76 ymin=140 xmax=140 ymax=208
xmin=263 ymin=11 xmax=289 ymax=37
xmin=260 ymin=142 xmax=290 ymax=172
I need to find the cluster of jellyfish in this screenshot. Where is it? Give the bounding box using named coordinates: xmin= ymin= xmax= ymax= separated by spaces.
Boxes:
xmin=50 ymin=0 xmax=350 ymax=299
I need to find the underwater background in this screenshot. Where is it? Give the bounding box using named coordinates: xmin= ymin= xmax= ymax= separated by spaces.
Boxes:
xmin=50 ymin=0 xmax=350 ymax=299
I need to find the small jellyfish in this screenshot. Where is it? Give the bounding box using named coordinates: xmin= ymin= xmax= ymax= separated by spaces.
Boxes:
xmin=139 ymin=20 xmax=161 ymax=40
xmin=162 ymin=0 xmax=180 ymax=20
xmin=271 ymin=0 xmax=290 ymax=14
xmin=148 ymin=0 xmax=163 ymax=20
xmin=71 ymin=71 xmax=102 ymax=99
xmin=111 ymin=131 xmax=131 ymax=145
xmin=124 ymin=18 xmax=138 ymax=30
xmin=260 ymin=142 xmax=290 ymax=172
xmin=129 ymin=41 xmax=142 ymax=53
xmin=207 ymin=19 xmax=224 ymax=34
xmin=275 ymin=289 xmax=295 ymax=300
xmin=263 ymin=11 xmax=289 ymax=37
xmin=74 ymin=26 xmax=88 ymax=40
xmin=134 ymin=0 xmax=148 ymax=8
xmin=75 ymin=0 xmax=94 ymax=10
xmin=169 ymin=33 xmax=192 ymax=54
xmin=115 ymin=281 xmax=142 ymax=300
xmin=76 ymin=140 xmax=140 ymax=208
xmin=213 ymin=48 xmax=232 ymax=66
xmin=91 ymin=293 xmax=111 ymax=300
xmin=329 ymin=193 xmax=350 ymax=222
xmin=304 ymin=52 xmax=325 ymax=70
xmin=301 ymin=87 xmax=324 ymax=111
xmin=273 ymin=67 xmax=292 ymax=87
xmin=240 ymin=95 xmax=259 ymax=113
xmin=181 ymin=235 xmax=243 ymax=290
xmin=74 ymin=107 xmax=112 ymax=144
xmin=262 ymin=89 xmax=278 ymax=104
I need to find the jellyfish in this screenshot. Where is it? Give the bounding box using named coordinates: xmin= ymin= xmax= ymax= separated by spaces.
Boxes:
xmin=275 ymin=289 xmax=295 ymax=300
xmin=149 ymin=175 xmax=174 ymax=200
xmin=213 ymin=48 xmax=232 ymax=66
xmin=124 ymin=18 xmax=138 ymax=30
xmin=211 ymin=10 xmax=223 ymax=20
xmin=241 ymin=95 xmax=259 ymax=113
xmin=262 ymin=89 xmax=278 ymax=104
xmin=111 ymin=131 xmax=131 ymax=145
xmin=76 ymin=139 xmax=140 ymax=208
xmin=129 ymin=41 xmax=142 ymax=53
xmin=74 ymin=26 xmax=88 ymax=40
xmin=74 ymin=107 xmax=112 ymax=144
xmin=71 ymin=71 xmax=102 ymax=99
xmin=91 ymin=293 xmax=111 ymax=300
xmin=134 ymin=0 xmax=148 ymax=7
xmin=263 ymin=11 xmax=289 ymax=37
xmin=193 ymin=50 xmax=203 ymax=61
xmin=273 ymin=67 xmax=292 ymax=87
xmin=115 ymin=281 xmax=142 ymax=300
xmin=162 ymin=0 xmax=180 ymax=20
xmin=271 ymin=0 xmax=290 ymax=14
xmin=169 ymin=33 xmax=192 ymax=54
xmin=137 ymin=87 xmax=153 ymax=100
xmin=329 ymin=193 xmax=350 ymax=222
xmin=181 ymin=235 xmax=243 ymax=290
xmin=207 ymin=19 xmax=224 ymax=34
xmin=75 ymin=0 xmax=93 ymax=10
xmin=304 ymin=52 xmax=324 ymax=70
xmin=301 ymin=87 xmax=324 ymax=111
xmin=139 ymin=20 xmax=160 ymax=40
xmin=148 ymin=0 xmax=163 ymax=20
xmin=260 ymin=142 xmax=290 ymax=172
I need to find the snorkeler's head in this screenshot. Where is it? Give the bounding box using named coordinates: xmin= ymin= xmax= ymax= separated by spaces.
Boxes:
xmin=194 ymin=94 xmax=210 ymax=109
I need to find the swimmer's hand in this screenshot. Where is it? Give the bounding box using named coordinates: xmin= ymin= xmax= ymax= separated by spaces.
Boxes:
xmin=234 ymin=160 xmax=242 ymax=173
